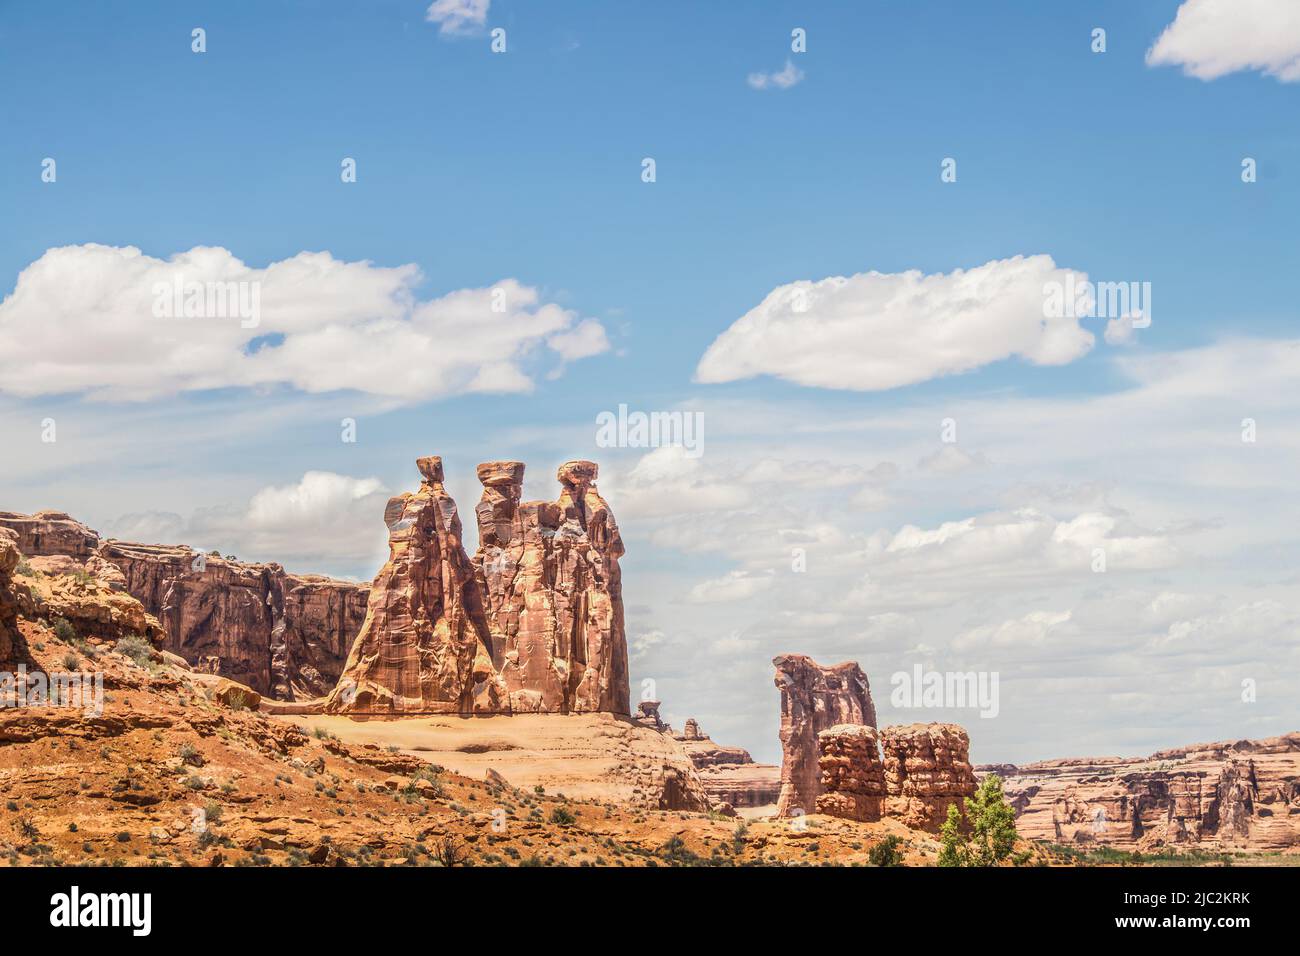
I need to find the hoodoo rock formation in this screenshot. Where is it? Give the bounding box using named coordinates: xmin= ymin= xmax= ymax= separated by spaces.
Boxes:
xmin=0 ymin=512 xmax=367 ymax=699
xmin=880 ymin=723 xmax=978 ymax=831
xmin=773 ymin=654 xmax=876 ymax=817
xmin=324 ymin=456 xmax=497 ymax=714
xmin=980 ymin=732 xmax=1300 ymax=852
xmin=470 ymin=459 xmax=629 ymax=715
xmin=325 ymin=456 xmax=630 ymax=716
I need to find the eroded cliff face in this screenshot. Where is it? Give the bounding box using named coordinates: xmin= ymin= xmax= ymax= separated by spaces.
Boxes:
xmin=0 ymin=529 xmax=26 ymax=663
xmin=880 ymin=723 xmax=977 ymax=831
xmin=0 ymin=514 xmax=367 ymax=699
xmin=324 ymin=456 xmax=496 ymax=715
xmin=774 ymin=654 xmax=876 ymax=818
xmin=326 ymin=456 xmax=630 ymax=716
xmin=0 ymin=511 xmax=98 ymax=560
xmin=814 ymin=722 xmax=977 ymax=831
xmin=980 ymin=733 xmax=1300 ymax=852
xmin=815 ymin=724 xmax=886 ymax=822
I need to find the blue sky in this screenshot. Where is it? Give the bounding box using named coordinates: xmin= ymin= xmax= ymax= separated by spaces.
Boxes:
xmin=2 ymin=1 xmax=1298 ymax=764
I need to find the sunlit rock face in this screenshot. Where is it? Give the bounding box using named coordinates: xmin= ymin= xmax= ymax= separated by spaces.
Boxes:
xmin=326 ymin=456 xmax=630 ymax=716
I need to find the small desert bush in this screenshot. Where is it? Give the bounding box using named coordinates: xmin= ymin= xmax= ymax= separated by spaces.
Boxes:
xmin=115 ymin=634 xmax=154 ymax=668
xmin=868 ymin=835 xmax=904 ymax=867
xmin=548 ymin=806 xmax=576 ymax=827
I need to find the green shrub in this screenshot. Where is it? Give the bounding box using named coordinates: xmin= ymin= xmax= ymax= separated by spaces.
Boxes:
xmin=548 ymin=806 xmax=576 ymax=827
xmin=939 ymin=775 xmax=1018 ymax=867
xmin=52 ymin=617 xmax=77 ymax=643
xmin=115 ymin=635 xmax=154 ymax=668
xmin=868 ymin=834 xmax=904 ymax=867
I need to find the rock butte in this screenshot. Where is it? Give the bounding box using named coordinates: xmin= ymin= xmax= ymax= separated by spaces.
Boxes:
xmin=773 ymin=653 xmax=876 ymax=817
xmin=324 ymin=456 xmax=629 ymax=716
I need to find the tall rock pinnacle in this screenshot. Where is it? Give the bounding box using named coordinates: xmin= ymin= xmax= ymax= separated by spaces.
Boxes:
xmin=326 ymin=455 xmax=629 ymax=715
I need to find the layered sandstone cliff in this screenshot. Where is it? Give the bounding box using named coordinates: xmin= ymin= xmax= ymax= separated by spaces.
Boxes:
xmin=814 ymin=722 xmax=976 ymax=831
xmin=674 ymin=717 xmax=781 ymax=809
xmin=980 ymin=732 xmax=1300 ymax=852
xmin=325 ymin=456 xmax=630 ymax=716
xmin=774 ymin=654 xmax=876 ymax=817
xmin=815 ymin=724 xmax=886 ymax=822
xmin=881 ymin=723 xmax=978 ymax=831
xmin=0 ymin=511 xmax=98 ymax=560
xmin=0 ymin=513 xmax=368 ymax=699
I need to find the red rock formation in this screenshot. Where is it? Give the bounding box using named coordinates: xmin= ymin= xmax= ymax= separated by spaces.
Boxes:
xmin=815 ymin=724 xmax=885 ymax=822
xmin=326 ymin=455 xmax=630 ymax=716
xmin=0 ymin=511 xmax=99 ymax=559
xmin=980 ymin=732 xmax=1300 ymax=852
xmin=325 ymin=456 xmax=497 ymax=714
xmin=634 ymin=700 xmax=671 ymax=733
xmin=0 ymin=529 xmax=25 ymax=663
xmin=101 ymin=542 xmax=366 ymax=700
xmin=632 ymin=708 xmax=781 ymax=807
xmin=773 ymin=654 xmax=876 ymax=817
xmin=0 ymin=512 xmax=368 ymax=699
xmin=880 ymin=723 xmax=977 ymax=831
xmin=472 ymin=459 xmax=629 ymax=715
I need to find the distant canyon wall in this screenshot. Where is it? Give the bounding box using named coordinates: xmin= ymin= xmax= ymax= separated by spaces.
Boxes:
xmin=980 ymin=733 xmax=1300 ymax=852
xmin=0 ymin=511 xmax=365 ymax=699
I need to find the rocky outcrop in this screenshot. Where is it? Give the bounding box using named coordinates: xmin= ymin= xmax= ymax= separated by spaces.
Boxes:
xmin=813 ymin=722 xmax=975 ymax=830
xmin=880 ymin=723 xmax=977 ymax=831
xmin=675 ymin=718 xmax=754 ymax=768
xmin=980 ymin=732 xmax=1300 ymax=852
xmin=100 ymin=542 xmax=366 ymax=700
xmin=634 ymin=700 xmax=671 ymax=733
xmin=673 ymin=716 xmax=782 ymax=808
xmin=326 ymin=456 xmax=631 ymax=716
xmin=815 ymin=724 xmax=885 ymax=822
xmin=0 ymin=529 xmax=25 ymax=662
xmin=0 ymin=513 xmax=368 ymax=700
xmin=324 ymin=456 xmax=497 ymax=715
xmin=773 ymin=654 xmax=876 ymax=817
xmin=471 ymin=459 xmax=629 ymax=715
xmin=696 ymin=764 xmax=783 ymax=809
xmin=0 ymin=511 xmax=99 ymax=559
xmin=630 ymin=707 xmax=780 ymax=807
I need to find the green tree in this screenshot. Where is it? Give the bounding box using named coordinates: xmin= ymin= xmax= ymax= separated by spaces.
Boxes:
xmin=937 ymin=804 xmax=966 ymax=867
xmin=965 ymin=774 xmax=1018 ymax=866
xmin=936 ymin=775 xmax=1019 ymax=867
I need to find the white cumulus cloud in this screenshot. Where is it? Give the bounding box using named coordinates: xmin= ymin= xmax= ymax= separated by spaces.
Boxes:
xmin=747 ymin=60 xmax=804 ymax=90
xmin=0 ymin=244 xmax=608 ymax=403
xmin=426 ymin=0 xmax=489 ymax=36
xmin=695 ymin=255 xmax=1095 ymax=391
xmin=104 ymin=471 xmax=392 ymax=575
xmin=1147 ymin=0 xmax=1300 ymax=82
